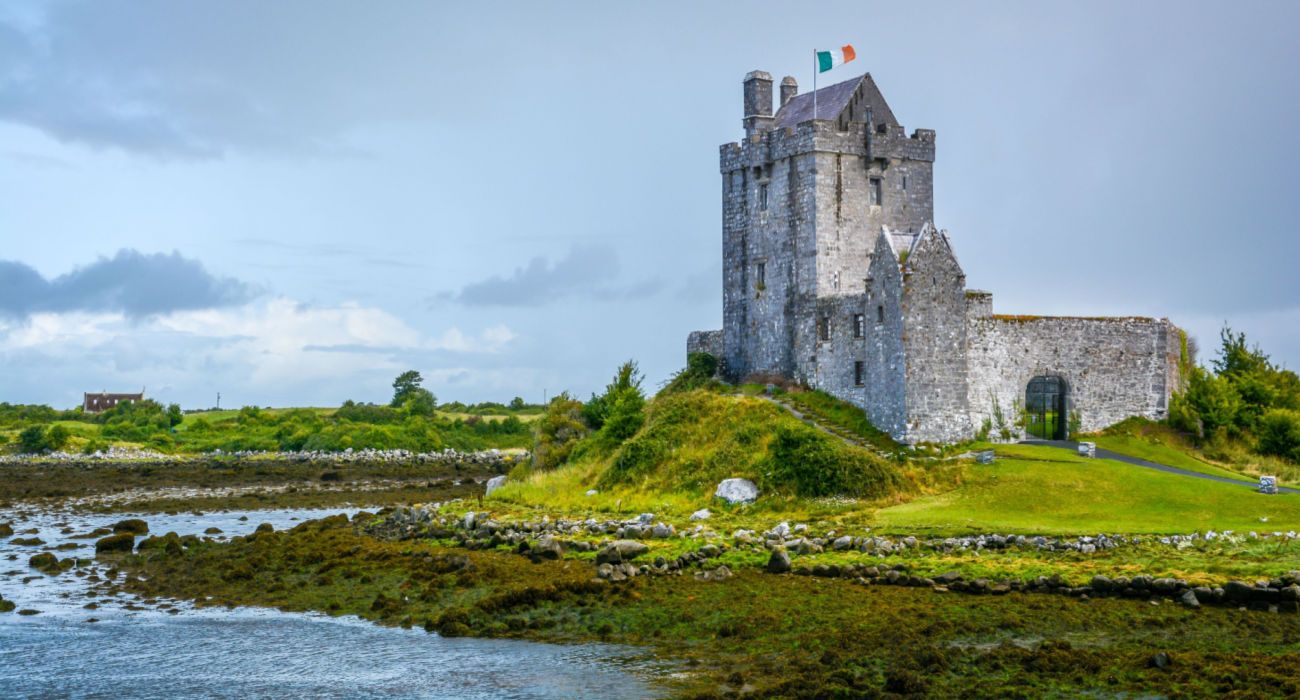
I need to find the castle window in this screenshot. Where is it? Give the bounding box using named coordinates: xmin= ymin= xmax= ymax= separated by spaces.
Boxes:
xmin=817 ymin=316 xmax=830 ymax=341
xmin=902 ymin=175 xmax=909 ymax=191
xmin=854 ymin=361 xmax=865 ymax=386
xmin=853 ymin=313 xmax=865 ymax=338
xmin=870 ymin=178 xmax=882 ymax=206
xmin=756 ymin=262 xmax=766 ymax=290
xmin=759 ymin=183 xmax=769 ymax=211
xmin=876 ymin=305 xmax=885 ymax=324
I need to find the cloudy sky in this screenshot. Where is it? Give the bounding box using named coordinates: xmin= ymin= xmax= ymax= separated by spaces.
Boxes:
xmin=1 ymin=1 xmax=1297 ymax=409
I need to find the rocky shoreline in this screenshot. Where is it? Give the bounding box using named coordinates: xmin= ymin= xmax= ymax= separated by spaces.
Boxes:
xmin=365 ymin=504 xmax=1300 ymax=614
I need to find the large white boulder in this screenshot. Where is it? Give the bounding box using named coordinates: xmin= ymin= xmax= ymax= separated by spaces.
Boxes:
xmin=485 ymin=475 xmax=507 ymax=496
xmin=714 ymin=478 xmax=759 ymax=504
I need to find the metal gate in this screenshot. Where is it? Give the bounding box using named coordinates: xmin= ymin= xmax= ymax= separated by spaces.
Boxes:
xmin=1025 ymin=376 xmax=1066 ymax=440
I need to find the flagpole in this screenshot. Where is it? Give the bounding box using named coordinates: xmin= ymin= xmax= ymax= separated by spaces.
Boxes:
xmin=812 ymin=49 xmax=817 ymax=121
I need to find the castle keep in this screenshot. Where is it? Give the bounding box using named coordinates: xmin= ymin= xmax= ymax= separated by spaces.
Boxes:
xmin=688 ymin=70 xmax=1183 ymax=444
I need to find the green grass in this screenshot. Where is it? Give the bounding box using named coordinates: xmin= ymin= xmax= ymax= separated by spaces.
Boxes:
xmin=1091 ymin=434 xmax=1254 ymax=483
xmin=874 ymin=442 xmax=1300 ymax=535
xmin=780 ymin=389 xmax=901 ymax=452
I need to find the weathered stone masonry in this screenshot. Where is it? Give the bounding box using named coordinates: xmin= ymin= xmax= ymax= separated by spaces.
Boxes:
xmin=691 ymin=69 xmax=1183 ymax=444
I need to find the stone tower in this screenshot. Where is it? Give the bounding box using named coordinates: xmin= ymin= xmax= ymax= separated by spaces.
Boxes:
xmin=718 ymin=71 xmax=937 ymax=386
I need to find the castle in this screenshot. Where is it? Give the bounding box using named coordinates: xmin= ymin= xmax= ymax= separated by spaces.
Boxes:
xmin=687 ymin=70 xmax=1183 ymax=444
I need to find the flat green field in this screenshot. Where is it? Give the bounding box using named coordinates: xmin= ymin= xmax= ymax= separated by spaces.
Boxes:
xmin=875 ymin=443 xmax=1299 ymax=535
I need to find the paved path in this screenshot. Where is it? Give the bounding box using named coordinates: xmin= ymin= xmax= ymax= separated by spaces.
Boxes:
xmin=1022 ymin=439 xmax=1299 ymax=494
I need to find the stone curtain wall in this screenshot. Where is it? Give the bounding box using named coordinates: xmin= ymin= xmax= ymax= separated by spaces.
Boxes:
xmin=966 ymin=316 xmax=1182 ymax=435
xmin=686 ymin=330 xmax=723 ymax=361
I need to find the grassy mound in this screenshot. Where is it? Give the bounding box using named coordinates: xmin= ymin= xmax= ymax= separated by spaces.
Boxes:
xmin=1098 ymin=417 xmax=1299 ymax=485
xmin=520 ymin=390 xmax=909 ymax=503
xmin=780 ymin=389 xmax=901 ymax=453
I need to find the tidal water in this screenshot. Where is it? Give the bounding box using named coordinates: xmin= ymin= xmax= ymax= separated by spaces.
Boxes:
xmin=0 ymin=507 xmax=661 ymax=699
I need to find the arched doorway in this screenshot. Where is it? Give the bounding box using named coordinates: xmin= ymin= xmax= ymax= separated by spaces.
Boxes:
xmin=1025 ymin=375 xmax=1067 ymax=440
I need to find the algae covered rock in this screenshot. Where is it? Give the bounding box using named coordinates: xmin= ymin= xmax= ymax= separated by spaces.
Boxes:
xmin=0 ymin=597 xmax=14 ymax=613
xmin=0 ymin=522 xmax=12 ymax=537
xmin=111 ymin=519 xmax=149 ymax=535
xmin=596 ymin=540 xmax=649 ymax=565
xmin=28 ymin=552 xmax=62 ymax=574
xmin=95 ymin=533 xmax=136 ymax=554
xmin=766 ymin=548 xmax=792 ymax=574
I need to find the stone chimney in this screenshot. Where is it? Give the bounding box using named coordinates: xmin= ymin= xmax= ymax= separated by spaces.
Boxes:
xmin=779 ymin=76 xmax=798 ymax=108
xmin=743 ymin=70 xmax=774 ymax=136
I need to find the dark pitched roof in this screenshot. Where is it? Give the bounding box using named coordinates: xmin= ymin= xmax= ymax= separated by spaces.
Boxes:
xmin=773 ymin=73 xmax=898 ymax=129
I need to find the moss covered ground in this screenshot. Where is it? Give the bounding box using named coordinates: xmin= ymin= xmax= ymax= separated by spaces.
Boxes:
xmin=107 ymin=516 xmax=1300 ymax=699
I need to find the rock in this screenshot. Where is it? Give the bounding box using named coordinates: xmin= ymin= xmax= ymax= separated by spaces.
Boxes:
xmin=695 ymin=565 xmax=733 ymax=582
xmin=714 ymin=478 xmax=759 ymax=504
xmin=766 ymin=548 xmax=792 ymax=574
xmin=484 ymin=475 xmax=507 ymax=496
xmin=771 ymin=522 xmax=791 ymax=538
xmin=651 ymin=523 xmax=676 ymax=539
xmin=254 ymin=523 xmax=274 ymax=534
xmin=0 ymin=523 xmax=11 ymax=537
xmin=585 ymin=489 xmax=598 ymax=497
xmin=637 ymin=513 xmax=655 ymax=525
xmin=1090 ymin=575 xmax=1113 ymax=593
xmin=463 ymin=512 xmax=477 ymax=530
xmin=94 ymin=534 xmax=135 ymax=554
xmin=935 ymin=571 xmax=962 ymax=585
xmin=111 ymin=519 xmax=149 ymax=535
xmin=529 ymin=536 xmax=564 ymax=561
xmin=690 ymin=509 xmax=711 ymax=521
xmin=596 ymin=540 xmax=649 ymax=565
xmin=28 ymin=552 xmax=60 ymax=574
xmin=1149 ymin=652 xmax=1171 ymax=669
xmin=204 ymin=527 xmax=223 ymax=535
xmin=1179 ymin=589 xmax=1200 ymax=608
xmin=832 ymin=536 xmax=854 ymax=551
xmin=1223 ymin=580 xmax=1254 ymax=603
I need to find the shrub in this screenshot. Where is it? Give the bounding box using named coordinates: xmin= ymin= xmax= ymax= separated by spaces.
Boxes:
xmin=762 ymin=423 xmax=905 ymax=499
xmin=660 ymin=353 xmax=722 ymax=395
xmin=17 ymin=426 xmax=48 ymax=454
xmin=1258 ymin=409 xmax=1300 ymax=462
xmin=532 ymin=394 xmax=589 ymax=471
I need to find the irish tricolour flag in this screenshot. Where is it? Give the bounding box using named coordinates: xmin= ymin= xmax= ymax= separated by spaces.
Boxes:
xmin=817 ymin=45 xmax=856 ymax=73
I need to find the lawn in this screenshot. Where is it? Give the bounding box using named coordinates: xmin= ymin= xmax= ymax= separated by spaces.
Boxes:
xmin=874 ymin=442 xmax=1300 ymax=535
xmin=1091 ymin=434 xmax=1258 ymax=483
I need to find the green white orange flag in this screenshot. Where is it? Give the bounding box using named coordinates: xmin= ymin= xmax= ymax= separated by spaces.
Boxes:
xmin=817 ymin=45 xmax=856 ymax=73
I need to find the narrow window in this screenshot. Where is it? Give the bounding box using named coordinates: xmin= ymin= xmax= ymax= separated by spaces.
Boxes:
xmin=756 ymin=262 xmax=766 ymax=290
xmin=759 ymin=183 xmax=769 ymax=211
xmin=832 ymin=270 xmax=841 ymax=291
xmin=870 ymin=177 xmax=882 ymax=206
xmin=854 ymin=361 xmax=865 ymax=386
xmin=853 ymin=313 xmax=865 ymax=338
xmin=876 ymin=305 xmax=885 ymax=324
xmin=902 ymin=174 xmax=909 ymax=191
xmin=818 ymin=316 xmax=830 ymax=341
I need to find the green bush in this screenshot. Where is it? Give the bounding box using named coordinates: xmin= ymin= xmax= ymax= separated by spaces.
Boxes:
xmin=762 ymin=423 xmax=905 ymax=499
xmin=17 ymin=425 xmax=48 ymax=453
xmin=1258 ymin=409 xmax=1300 ymax=462
xmin=660 ymin=353 xmax=723 ymax=395
xmin=532 ymin=394 xmax=589 ymax=471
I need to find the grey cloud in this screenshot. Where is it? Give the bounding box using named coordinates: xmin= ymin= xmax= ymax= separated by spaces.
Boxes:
xmin=438 ymin=245 xmax=661 ymax=307
xmin=0 ymin=249 xmax=256 ymax=318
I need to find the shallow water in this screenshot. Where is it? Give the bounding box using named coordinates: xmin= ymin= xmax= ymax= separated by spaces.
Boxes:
xmin=0 ymin=507 xmax=661 ymax=699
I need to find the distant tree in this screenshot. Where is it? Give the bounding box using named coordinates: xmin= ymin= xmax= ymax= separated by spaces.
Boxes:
xmin=166 ymin=403 xmax=184 ymax=428
xmin=45 ymin=424 xmax=70 ymax=451
xmin=17 ymin=426 xmax=47 ymax=454
xmin=391 ymin=370 xmax=430 ymax=408
xmin=532 ymin=393 xmax=589 ymax=471
xmin=509 ymin=396 xmax=526 ymax=411
xmin=403 ymin=388 xmax=437 ymax=417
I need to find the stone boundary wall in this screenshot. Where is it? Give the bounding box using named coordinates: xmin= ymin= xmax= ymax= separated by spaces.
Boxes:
xmin=966 ymin=316 xmax=1181 ymax=435
xmin=686 ymin=330 xmax=724 ymax=360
